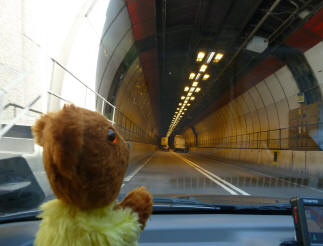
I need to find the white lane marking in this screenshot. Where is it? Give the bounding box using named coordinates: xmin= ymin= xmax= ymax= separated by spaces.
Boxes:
xmin=174 ymin=153 xmax=250 ymax=196
xmin=122 ymin=155 xmax=154 ymax=188
xmin=172 ymin=153 xmax=237 ymax=195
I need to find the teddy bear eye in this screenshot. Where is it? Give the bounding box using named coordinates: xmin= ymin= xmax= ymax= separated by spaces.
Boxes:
xmin=108 ymin=128 xmax=117 ymax=144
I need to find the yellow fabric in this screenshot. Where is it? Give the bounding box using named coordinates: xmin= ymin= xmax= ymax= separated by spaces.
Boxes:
xmin=34 ymin=199 xmax=141 ymax=246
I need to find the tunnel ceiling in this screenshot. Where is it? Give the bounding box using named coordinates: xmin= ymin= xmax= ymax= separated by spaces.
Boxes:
xmin=127 ymin=0 xmax=323 ymax=135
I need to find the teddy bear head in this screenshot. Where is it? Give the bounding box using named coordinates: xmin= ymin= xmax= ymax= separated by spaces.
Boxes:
xmin=32 ymin=104 xmax=129 ymax=209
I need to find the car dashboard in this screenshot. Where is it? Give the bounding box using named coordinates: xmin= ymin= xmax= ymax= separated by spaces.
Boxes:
xmin=0 ymin=213 xmax=295 ymax=246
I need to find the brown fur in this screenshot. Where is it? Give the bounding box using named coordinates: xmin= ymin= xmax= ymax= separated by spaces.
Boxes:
xmin=32 ymin=105 xmax=152 ymax=227
xmin=117 ymin=187 xmax=153 ymax=229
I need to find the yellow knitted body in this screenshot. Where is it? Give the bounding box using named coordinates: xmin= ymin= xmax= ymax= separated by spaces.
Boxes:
xmin=34 ymin=199 xmax=141 ymax=246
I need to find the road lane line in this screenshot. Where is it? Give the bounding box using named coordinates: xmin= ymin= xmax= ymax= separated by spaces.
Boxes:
xmin=172 ymin=152 xmax=238 ymax=195
xmin=122 ymin=154 xmax=154 ymax=188
xmin=174 ymin=153 xmax=250 ymax=196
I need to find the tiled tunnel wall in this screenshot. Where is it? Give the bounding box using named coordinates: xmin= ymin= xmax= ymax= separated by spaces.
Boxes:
xmin=96 ymin=0 xmax=159 ymax=164
xmin=184 ymin=41 xmax=323 ymax=176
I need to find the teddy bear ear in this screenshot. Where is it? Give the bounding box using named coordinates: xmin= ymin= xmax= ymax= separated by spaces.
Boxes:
xmin=32 ymin=114 xmax=50 ymax=146
xmin=51 ymin=104 xmax=84 ymax=179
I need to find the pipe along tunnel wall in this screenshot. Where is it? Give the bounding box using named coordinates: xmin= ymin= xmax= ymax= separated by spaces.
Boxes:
xmin=184 ymin=40 xmax=323 ymax=177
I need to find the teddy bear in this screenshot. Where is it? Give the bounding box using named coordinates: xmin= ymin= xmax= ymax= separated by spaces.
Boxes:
xmin=32 ymin=104 xmax=153 ymax=246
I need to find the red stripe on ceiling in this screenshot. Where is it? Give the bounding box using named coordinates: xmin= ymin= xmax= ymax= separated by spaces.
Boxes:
xmin=127 ymin=0 xmax=156 ymax=40
xmin=236 ymin=57 xmax=284 ymax=91
xmin=286 ymin=8 xmax=323 ymax=52
xmin=139 ymin=49 xmax=159 ymax=100
xmin=126 ymin=0 xmax=160 ymax=125
xmin=132 ymin=20 xmax=156 ymax=40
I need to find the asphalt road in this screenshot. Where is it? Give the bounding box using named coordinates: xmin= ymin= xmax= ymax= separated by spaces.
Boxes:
xmin=121 ymin=150 xmax=323 ymax=199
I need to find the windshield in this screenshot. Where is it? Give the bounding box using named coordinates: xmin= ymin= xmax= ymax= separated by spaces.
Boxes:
xmin=1 ymin=0 xmax=323 ymax=218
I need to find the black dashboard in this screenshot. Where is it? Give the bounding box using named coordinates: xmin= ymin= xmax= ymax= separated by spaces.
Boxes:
xmin=0 ymin=213 xmax=296 ymax=246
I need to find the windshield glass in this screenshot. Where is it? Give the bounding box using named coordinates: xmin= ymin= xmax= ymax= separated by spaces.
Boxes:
xmin=1 ymin=0 xmax=323 ymax=217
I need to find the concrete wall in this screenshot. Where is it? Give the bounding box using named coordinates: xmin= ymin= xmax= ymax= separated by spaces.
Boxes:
xmin=189 ymin=64 xmax=299 ymax=148
xmin=96 ymin=0 xmax=159 ymax=140
xmin=0 ymin=0 xmax=111 ymax=125
xmin=114 ymin=58 xmax=159 ymax=138
xmin=128 ymin=142 xmax=158 ymax=165
xmin=187 ymin=41 xmax=323 ymax=148
xmin=184 ymin=37 xmax=323 ymax=175
xmin=96 ymin=0 xmax=133 ymax=101
xmin=189 ymin=147 xmax=323 ymax=177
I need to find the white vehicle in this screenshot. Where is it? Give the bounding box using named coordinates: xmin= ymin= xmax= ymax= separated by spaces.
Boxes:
xmin=161 ymin=137 xmax=169 ymax=151
xmin=174 ymin=135 xmax=186 ymax=152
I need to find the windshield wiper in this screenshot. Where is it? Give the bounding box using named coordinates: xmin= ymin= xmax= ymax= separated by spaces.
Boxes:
xmin=153 ymin=197 xmax=291 ymax=214
xmin=230 ymin=203 xmax=291 ymax=213
xmin=0 ymin=198 xmax=292 ymax=223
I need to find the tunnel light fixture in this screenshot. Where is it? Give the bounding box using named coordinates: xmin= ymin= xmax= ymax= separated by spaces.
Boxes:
xmin=188 ymin=92 xmax=192 ymax=96
xmin=195 ymin=73 xmax=201 ymax=80
xmin=192 ymin=81 xmax=198 ymax=87
xmin=199 ymin=64 xmax=207 ymax=72
xmin=190 ymin=96 xmax=195 ymax=101
xmin=179 ymin=102 xmax=182 ymax=106
xmin=184 ymin=100 xmax=188 ymax=104
xmin=176 ymin=107 xmax=179 ymax=110
xmin=182 ymin=112 xmax=185 ymax=115
xmin=187 ymin=103 xmax=191 ymax=106
xmin=214 ymin=53 xmax=224 ymax=63
xmin=196 ymin=51 xmax=205 ymax=62
xmin=189 ymin=87 xmax=195 ymax=92
xmin=195 ymin=87 xmax=201 ymax=92
xmin=206 ymin=52 xmax=215 ymax=64
xmin=184 ymin=86 xmax=189 ymax=91
xmin=189 ymin=73 xmax=195 ymax=80
xmin=202 ymin=74 xmax=210 ymax=80
xmin=184 ymin=108 xmax=187 ymax=111
xmin=181 ymin=96 xmax=185 ymax=100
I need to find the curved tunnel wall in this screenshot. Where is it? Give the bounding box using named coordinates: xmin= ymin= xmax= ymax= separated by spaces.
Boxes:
xmin=114 ymin=57 xmax=159 ymax=139
xmin=96 ymin=0 xmax=159 ymax=164
xmin=184 ymin=39 xmax=323 ymax=176
xmin=193 ymin=63 xmax=299 ymax=145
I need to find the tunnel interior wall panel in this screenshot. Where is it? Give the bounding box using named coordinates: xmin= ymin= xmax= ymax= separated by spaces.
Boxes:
xmin=189 ymin=64 xmax=302 ymax=151
xmin=98 ymin=10 xmax=133 ymax=100
xmin=115 ymin=58 xmax=159 ymax=138
xmin=184 ymin=42 xmax=323 ymax=171
xmin=128 ymin=142 xmax=158 ymax=166
xmin=190 ymin=147 xmax=323 ymax=176
xmin=96 ymin=0 xmax=134 ymax=109
xmin=96 ymin=0 xmax=159 ymax=156
xmin=304 ymin=41 xmax=323 ymax=96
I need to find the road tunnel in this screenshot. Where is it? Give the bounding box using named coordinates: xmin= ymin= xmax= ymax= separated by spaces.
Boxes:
xmin=1 ymin=0 xmax=323 ymax=202
xmin=96 ymin=0 xmax=323 ymax=178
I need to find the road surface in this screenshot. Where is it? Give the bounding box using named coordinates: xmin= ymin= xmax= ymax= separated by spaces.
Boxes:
xmin=121 ymin=150 xmax=323 ymax=199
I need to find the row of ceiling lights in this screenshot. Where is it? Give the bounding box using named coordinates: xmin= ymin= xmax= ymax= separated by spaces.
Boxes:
xmin=166 ymin=51 xmax=224 ymax=137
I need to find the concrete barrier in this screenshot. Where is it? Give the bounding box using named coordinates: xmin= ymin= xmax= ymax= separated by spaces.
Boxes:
xmin=128 ymin=142 xmax=158 ymax=165
xmin=190 ymin=147 xmax=323 ymax=176
xmin=0 ymin=137 xmax=34 ymax=154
